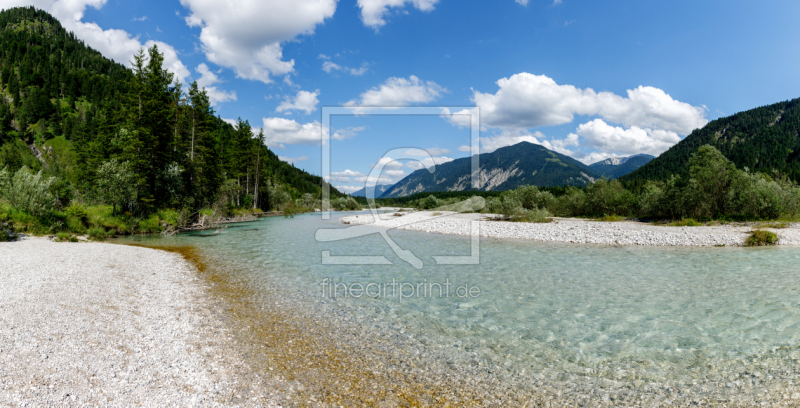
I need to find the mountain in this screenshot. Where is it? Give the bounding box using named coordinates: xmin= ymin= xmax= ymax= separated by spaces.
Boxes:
xmin=381 ymin=142 xmax=600 ymax=198
xmin=350 ymin=184 xmax=393 ymax=198
xmin=0 ymin=6 xmax=342 ymax=210
xmin=589 ymin=154 xmax=654 ymax=179
xmin=621 ymin=97 xmax=800 ymax=183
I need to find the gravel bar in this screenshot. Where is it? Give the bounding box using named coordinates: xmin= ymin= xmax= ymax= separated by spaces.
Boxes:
xmin=0 ymin=238 xmax=279 ymax=407
xmin=341 ymin=211 xmax=800 ymax=246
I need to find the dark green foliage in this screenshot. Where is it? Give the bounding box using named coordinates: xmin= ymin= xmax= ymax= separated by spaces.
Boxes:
xmin=381 ymin=142 xmax=600 ymax=198
xmin=744 ymin=230 xmax=778 ymax=246
xmin=622 ymin=97 xmax=800 ymax=184
xmin=0 ymin=6 xmax=342 ymax=223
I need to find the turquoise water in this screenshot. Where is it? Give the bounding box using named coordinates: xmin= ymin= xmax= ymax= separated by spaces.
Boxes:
xmin=120 ymin=212 xmax=800 ymax=399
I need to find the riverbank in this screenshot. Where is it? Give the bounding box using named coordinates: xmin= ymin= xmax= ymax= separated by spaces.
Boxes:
xmin=0 ymin=237 xmax=279 ymax=406
xmin=343 ymin=211 xmax=800 ymax=246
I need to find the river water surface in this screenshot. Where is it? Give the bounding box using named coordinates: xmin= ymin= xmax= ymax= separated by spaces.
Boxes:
xmin=119 ymin=212 xmax=800 ymax=405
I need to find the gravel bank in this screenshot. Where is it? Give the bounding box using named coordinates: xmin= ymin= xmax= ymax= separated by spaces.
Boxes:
xmin=0 ymin=238 xmax=279 ymax=407
xmin=342 ymin=211 xmax=800 ymax=246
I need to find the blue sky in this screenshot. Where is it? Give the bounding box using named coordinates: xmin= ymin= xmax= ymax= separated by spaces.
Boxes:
xmin=4 ymin=0 xmax=800 ymax=193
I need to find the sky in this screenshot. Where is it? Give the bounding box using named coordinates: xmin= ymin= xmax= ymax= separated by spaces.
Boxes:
xmin=2 ymin=0 xmax=800 ymax=193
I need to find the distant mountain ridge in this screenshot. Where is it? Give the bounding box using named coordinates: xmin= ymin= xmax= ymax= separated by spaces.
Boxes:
xmin=621 ymin=97 xmax=800 ymax=183
xmin=589 ymin=154 xmax=654 ymax=179
xmin=350 ymin=184 xmax=392 ymax=198
xmin=380 ymin=142 xmax=600 ymax=198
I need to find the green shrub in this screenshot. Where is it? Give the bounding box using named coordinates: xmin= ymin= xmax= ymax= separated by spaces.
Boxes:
xmin=585 ymin=179 xmax=636 ymax=216
xmin=0 ymin=166 xmax=56 ymax=216
xmin=87 ymin=227 xmax=109 ymax=241
xmin=55 ymin=232 xmax=79 ymax=242
xmin=554 ymin=186 xmax=587 ymax=216
xmin=66 ymin=204 xmax=89 ymax=221
xmin=0 ymin=227 xmax=15 ymax=241
xmin=418 ymin=195 xmax=440 ymax=210
xmin=137 ymin=214 xmax=162 ymax=233
xmin=668 ymin=218 xmax=701 ymax=227
xmin=744 ymin=230 xmax=778 ymax=246
xmin=596 ymin=214 xmax=626 ymax=222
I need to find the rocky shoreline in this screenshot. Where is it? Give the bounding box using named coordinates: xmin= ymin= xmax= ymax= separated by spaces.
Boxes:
xmin=342 ymin=211 xmax=800 ymax=247
xmin=0 ymin=238 xmax=279 ymax=407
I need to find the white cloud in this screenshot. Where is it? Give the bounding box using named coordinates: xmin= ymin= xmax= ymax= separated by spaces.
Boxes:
xmin=331 ymin=169 xmax=365 ymax=177
xmin=179 ymin=0 xmax=337 ymax=84
xmin=373 ymin=157 xmax=404 ymax=169
xmin=404 ymin=147 xmax=449 ymax=156
xmin=276 ymin=90 xmax=320 ymax=115
xmin=384 ymin=169 xmax=406 ymax=177
xmin=322 ymin=61 xmax=368 ymax=76
xmin=515 ymin=0 xmax=529 ymax=5
xmin=195 ymin=63 xmax=237 ymax=105
xmin=552 ymin=0 xmax=562 ymax=4
xmin=278 ymin=156 xmax=309 ymax=164
xmin=259 ymin=117 xmax=358 ymax=148
xmin=458 ymin=145 xmax=471 ymax=152
xmin=347 ymin=75 xmax=445 ymax=106
xmin=336 ymin=185 xmax=362 ymax=194
xmin=11 ymin=0 xmax=190 ymax=83
xmin=472 ymin=72 xmax=707 ymax=134
xmin=354 ymin=175 xmax=395 ymax=184
xmin=260 ymin=118 xmax=322 ymax=148
xmin=357 ymin=0 xmax=439 ymax=30
xmin=132 ymin=16 xmax=147 ymax=22
xmin=571 ymin=118 xmax=680 ymax=158
xmin=318 ymin=53 xmax=331 ymax=60
xmin=406 ymin=156 xmax=454 ymax=170
xmin=440 ymin=107 xmax=477 ymax=128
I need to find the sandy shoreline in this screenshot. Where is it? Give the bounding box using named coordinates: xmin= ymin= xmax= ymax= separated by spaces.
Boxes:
xmin=0 ymin=238 xmax=279 ymax=407
xmin=343 ymin=210 xmax=800 ymax=246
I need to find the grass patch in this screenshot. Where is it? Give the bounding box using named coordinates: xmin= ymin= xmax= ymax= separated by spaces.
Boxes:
xmin=756 ymin=222 xmax=790 ymax=229
xmin=595 ymin=214 xmax=626 ymax=222
xmin=431 ymin=212 xmax=443 ymax=216
xmin=55 ymin=232 xmax=79 ymax=242
xmin=667 ymin=218 xmax=702 ymax=227
xmin=745 ymin=230 xmax=778 ymax=246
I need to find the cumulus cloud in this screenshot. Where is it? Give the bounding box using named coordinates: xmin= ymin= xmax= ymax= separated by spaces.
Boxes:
xmin=373 ymin=157 xmax=404 ymax=169
xmin=357 ymin=0 xmax=439 ymax=30
xmin=179 ymin=0 xmax=336 ymax=84
xmin=384 ymin=169 xmax=406 ymax=177
xmin=515 ymin=0 xmax=529 ymax=5
xmin=278 ymin=156 xmax=309 ymax=164
xmin=336 ymin=185 xmax=362 ymax=194
xmin=571 ymin=119 xmax=680 ymax=158
xmin=260 ymin=118 xmax=323 ymax=148
xmin=10 ymin=0 xmax=190 ymax=82
xmin=458 ymin=145 xmax=472 ymax=152
xmin=354 ymin=175 xmax=395 ymax=184
xmin=259 ymin=118 xmax=360 ymax=148
xmin=406 ymin=156 xmax=454 ymax=170
xmin=472 ymin=73 xmax=707 ymax=134
xmin=276 ymin=90 xmax=320 ymax=115
xmin=322 ymin=61 xmax=368 ymax=76
xmin=440 ymin=107 xmax=477 ymax=128
xmin=195 ymin=63 xmax=237 ymax=105
xmin=347 ymin=75 xmax=445 ymax=106
xmin=330 ymin=170 xmax=365 ymax=182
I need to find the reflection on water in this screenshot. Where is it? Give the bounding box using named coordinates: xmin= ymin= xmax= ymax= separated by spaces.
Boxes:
xmin=117 ymin=212 xmax=800 ymax=404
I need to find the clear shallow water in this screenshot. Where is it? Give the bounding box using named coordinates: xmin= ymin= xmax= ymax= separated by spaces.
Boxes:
xmin=119 ymin=212 xmax=800 ymax=401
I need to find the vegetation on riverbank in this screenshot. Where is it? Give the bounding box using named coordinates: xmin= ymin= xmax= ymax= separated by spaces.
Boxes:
xmin=0 ymin=7 xmax=345 ymax=239
xmin=395 ymin=145 xmax=800 ymax=224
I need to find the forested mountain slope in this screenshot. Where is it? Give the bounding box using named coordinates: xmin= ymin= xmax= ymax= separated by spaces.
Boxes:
xmin=0 ymin=6 xmax=340 ymax=212
xmin=381 ymin=142 xmax=600 ymax=198
xmin=621 ymin=98 xmax=800 ymax=184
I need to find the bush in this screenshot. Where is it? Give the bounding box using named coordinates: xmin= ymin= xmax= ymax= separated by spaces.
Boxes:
xmin=95 ymin=159 xmax=137 ymax=215
xmin=585 ymin=179 xmax=636 ymax=216
xmin=0 ymin=227 xmax=15 ymax=241
xmin=744 ymin=230 xmax=778 ymax=246
xmin=0 ymin=166 xmax=56 ymax=216
xmin=554 ymin=186 xmax=587 ymax=216
xmin=637 ymin=181 xmax=664 ymax=218
xmin=668 ymin=218 xmax=701 ymax=227
xmin=66 ymin=204 xmax=89 ymax=221
xmin=418 ymin=195 xmax=441 ymax=210
xmin=55 ymin=232 xmax=78 ymax=242
xmin=87 ymin=227 xmax=110 ymax=241
xmin=684 ymin=145 xmax=738 ymax=218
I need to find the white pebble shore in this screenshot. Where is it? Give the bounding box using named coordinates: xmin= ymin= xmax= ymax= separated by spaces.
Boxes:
xmin=0 ymin=238 xmax=279 ymax=407
xmin=341 ymin=211 xmax=800 ymax=247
